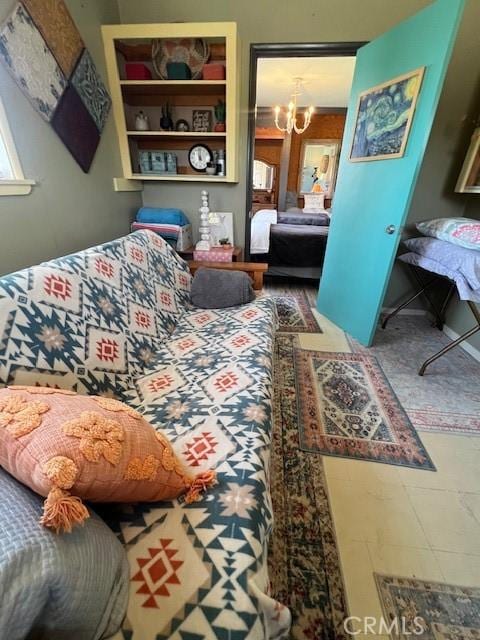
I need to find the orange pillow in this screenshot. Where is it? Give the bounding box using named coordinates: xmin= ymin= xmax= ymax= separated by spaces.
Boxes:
xmin=0 ymin=386 xmax=216 ymax=533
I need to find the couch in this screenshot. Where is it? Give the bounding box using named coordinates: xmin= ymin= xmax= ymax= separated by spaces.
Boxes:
xmin=0 ymin=230 xmax=291 ymax=639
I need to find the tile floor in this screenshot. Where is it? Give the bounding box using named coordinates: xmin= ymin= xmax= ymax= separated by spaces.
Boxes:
xmin=282 ymin=283 xmax=480 ymax=637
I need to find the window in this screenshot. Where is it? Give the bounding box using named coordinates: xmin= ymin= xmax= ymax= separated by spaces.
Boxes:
xmin=0 ymin=97 xmax=35 ymax=195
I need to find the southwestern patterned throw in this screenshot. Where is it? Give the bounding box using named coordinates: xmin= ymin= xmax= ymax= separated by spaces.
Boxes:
xmin=0 ymin=0 xmax=110 ymax=171
xmin=0 ymin=230 xmax=289 ymax=639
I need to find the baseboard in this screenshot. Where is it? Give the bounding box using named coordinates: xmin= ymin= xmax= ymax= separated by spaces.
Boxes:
xmin=443 ymin=324 xmax=480 ymax=363
xmin=381 ymin=307 xmax=427 ymax=316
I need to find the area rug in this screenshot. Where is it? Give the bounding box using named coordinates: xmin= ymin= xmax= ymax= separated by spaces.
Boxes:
xmin=350 ymin=316 xmax=480 ymax=436
xmin=269 ymin=334 xmax=348 ymax=639
xmin=294 ymin=347 xmax=435 ymax=469
xmin=375 ymin=574 xmax=480 ymax=640
xmin=270 ymin=291 xmax=322 ymax=333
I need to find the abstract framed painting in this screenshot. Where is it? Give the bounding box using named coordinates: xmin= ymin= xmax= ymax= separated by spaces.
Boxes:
xmin=349 ymin=66 xmax=425 ymax=162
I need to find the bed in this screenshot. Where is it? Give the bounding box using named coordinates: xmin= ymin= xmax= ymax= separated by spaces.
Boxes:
xmin=250 ymin=209 xmax=330 ymax=279
xmin=383 ymin=236 xmax=480 ymax=375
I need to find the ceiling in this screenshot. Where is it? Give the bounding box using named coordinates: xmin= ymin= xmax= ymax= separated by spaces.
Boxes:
xmin=256 ymin=56 xmax=356 ymax=108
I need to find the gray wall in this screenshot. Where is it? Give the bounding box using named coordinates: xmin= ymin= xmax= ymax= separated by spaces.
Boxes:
xmin=0 ymin=0 xmax=142 ymax=276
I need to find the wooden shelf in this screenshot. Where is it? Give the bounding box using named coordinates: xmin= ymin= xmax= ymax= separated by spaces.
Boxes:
xmin=115 ymin=41 xmax=226 ymax=63
xmin=131 ymin=173 xmax=231 ymax=182
xmin=127 ymin=130 xmax=226 ymax=138
xmin=120 ymin=80 xmax=226 ymax=97
xmin=102 ymin=22 xmax=238 ymax=183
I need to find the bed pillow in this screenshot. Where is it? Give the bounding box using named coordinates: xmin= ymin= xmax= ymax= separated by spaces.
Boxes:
xmin=0 ymin=386 xmax=216 ymax=533
xmin=416 ymin=217 xmax=480 ymax=250
xmin=403 ymin=237 xmax=480 ymax=290
xmin=303 ymin=193 xmax=325 ymax=213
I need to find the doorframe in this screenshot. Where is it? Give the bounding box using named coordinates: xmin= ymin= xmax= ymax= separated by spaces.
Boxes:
xmin=244 ymin=42 xmax=366 ymax=259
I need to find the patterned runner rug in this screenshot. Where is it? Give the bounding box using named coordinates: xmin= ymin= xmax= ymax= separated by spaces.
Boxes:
xmin=294 ymin=346 xmax=435 ymax=469
xmin=375 ymin=574 xmax=480 ymax=639
xmin=350 ymin=316 xmax=480 ymax=436
xmin=269 ymin=334 xmax=348 ymax=639
xmin=270 ymin=291 xmax=322 ymax=333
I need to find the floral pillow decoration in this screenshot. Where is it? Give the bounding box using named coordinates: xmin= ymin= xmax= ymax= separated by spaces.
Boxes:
xmin=416 ymin=217 xmax=480 ymax=251
xmin=0 ymin=386 xmax=216 ymax=533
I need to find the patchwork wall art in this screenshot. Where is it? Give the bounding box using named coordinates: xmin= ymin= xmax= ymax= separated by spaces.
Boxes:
xmin=0 ymin=1 xmax=111 ymax=172
xmin=350 ymin=67 xmax=425 ymax=162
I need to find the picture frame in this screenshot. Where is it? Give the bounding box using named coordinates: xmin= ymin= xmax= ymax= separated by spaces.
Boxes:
xmin=208 ymin=212 xmax=234 ymax=246
xmin=349 ymin=66 xmax=425 ymax=162
xmin=192 ymin=109 xmax=212 ymax=132
xmin=455 ymin=127 xmax=480 ymax=194
xmin=298 ymin=139 xmax=340 ymax=198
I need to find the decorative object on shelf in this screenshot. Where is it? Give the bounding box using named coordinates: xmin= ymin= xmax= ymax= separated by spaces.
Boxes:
xmin=159 ymin=103 xmax=174 ymax=131
xmin=219 ymin=237 xmax=232 ymax=249
xmin=299 ymin=139 xmax=340 ymax=198
xmin=206 ymin=162 xmax=217 ymax=176
xmin=350 ymin=66 xmax=425 ymax=162
xmin=175 ymin=118 xmax=190 ymax=132
xmin=192 ymin=109 xmax=212 ymax=132
xmin=0 ymin=0 xmax=111 ymax=172
xmin=151 ymin=38 xmax=210 ymax=80
xmin=215 ymin=149 xmax=226 ymax=176
xmin=455 ymin=127 xmax=480 ymax=194
xmin=196 ymin=190 xmax=212 ymax=250
xmin=214 ymin=99 xmax=226 ymax=132
xmin=166 ymin=61 xmax=192 ymax=80
xmin=202 ymin=63 xmax=226 ymax=80
xmin=209 ymin=211 xmax=234 ymax=246
xmin=134 ymin=110 xmax=149 ymax=131
xmin=125 ymin=62 xmax=152 ymax=80
xmin=139 ymin=150 xmax=177 ymax=175
xmin=188 ymin=144 xmax=213 ymax=173
xmin=274 ymin=77 xmax=314 ymax=135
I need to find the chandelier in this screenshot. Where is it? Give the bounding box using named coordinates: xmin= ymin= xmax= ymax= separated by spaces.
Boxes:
xmin=274 ymin=77 xmax=314 ymax=135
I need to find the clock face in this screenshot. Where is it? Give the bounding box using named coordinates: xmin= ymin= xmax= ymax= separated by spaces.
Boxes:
xmin=188 ymin=144 xmax=212 ymax=172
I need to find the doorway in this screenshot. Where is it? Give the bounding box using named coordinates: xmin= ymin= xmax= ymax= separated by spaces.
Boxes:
xmin=244 ymin=43 xmax=364 ymax=280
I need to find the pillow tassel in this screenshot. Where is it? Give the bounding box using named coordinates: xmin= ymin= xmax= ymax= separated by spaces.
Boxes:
xmin=40 ymin=487 xmax=90 ymax=533
xmin=185 ymin=470 xmax=217 ymax=504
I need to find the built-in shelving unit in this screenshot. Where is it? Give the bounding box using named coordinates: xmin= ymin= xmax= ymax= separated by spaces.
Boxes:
xmin=101 ymin=23 xmax=239 ymax=184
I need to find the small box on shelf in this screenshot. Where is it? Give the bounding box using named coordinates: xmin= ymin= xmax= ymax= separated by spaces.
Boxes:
xmin=125 ymin=63 xmax=152 ymax=80
xmin=202 ymin=64 xmax=226 ymax=80
xmin=193 ymin=247 xmax=234 ymax=262
xmin=139 ymin=150 xmax=177 ymax=175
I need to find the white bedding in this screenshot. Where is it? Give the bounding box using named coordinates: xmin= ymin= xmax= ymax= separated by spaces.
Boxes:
xmin=250 ymin=209 xmax=277 ymax=254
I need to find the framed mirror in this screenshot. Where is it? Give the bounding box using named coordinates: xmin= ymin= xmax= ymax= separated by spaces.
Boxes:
xmin=456 ymin=127 xmax=480 ymax=194
xmin=253 ymin=159 xmax=275 ymax=190
xmin=298 ymin=139 xmax=340 ymax=198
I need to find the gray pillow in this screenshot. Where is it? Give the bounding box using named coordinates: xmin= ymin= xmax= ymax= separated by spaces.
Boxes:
xmin=190 ymin=267 xmax=255 ymax=308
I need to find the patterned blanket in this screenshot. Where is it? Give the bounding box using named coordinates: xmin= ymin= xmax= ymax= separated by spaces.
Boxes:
xmin=0 ymin=231 xmax=290 ymax=639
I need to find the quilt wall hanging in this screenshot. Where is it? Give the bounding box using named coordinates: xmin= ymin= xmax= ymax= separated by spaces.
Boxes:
xmin=0 ymin=1 xmax=111 ymax=172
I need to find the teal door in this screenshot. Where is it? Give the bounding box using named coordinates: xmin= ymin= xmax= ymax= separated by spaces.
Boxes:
xmin=317 ymin=0 xmax=465 ymax=345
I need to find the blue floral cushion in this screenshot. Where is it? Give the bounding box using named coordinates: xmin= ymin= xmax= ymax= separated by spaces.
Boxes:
xmin=416 ymin=217 xmax=480 ymax=250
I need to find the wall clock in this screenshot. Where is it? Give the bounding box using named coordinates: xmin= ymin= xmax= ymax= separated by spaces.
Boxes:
xmin=188 ymin=144 xmax=213 ymax=172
